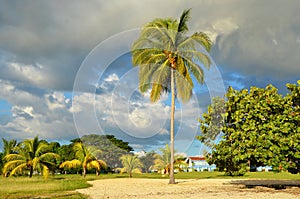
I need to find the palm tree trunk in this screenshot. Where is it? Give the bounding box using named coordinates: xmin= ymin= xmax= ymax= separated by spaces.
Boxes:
xmin=83 ymin=167 xmax=86 ymax=178
xmin=29 ymin=166 xmax=33 ymax=178
xmin=169 ymin=68 xmax=175 ymax=184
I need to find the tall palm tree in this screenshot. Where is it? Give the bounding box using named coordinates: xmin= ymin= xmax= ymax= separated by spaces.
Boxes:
xmin=2 ymin=136 xmax=59 ymax=178
xmin=120 ymin=154 xmax=143 ymax=177
xmin=131 ymin=9 xmax=212 ymax=183
xmin=59 ymin=142 xmax=106 ymax=177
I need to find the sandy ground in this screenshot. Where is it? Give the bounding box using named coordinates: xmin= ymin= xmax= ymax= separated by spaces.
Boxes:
xmin=76 ymin=178 xmax=300 ymax=199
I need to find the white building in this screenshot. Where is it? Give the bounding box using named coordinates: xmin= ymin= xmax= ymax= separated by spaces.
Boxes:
xmin=186 ymin=156 xmax=216 ymax=172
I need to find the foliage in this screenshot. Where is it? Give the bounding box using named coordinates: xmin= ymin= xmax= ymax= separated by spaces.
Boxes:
xmin=152 ymin=144 xmax=184 ymax=173
xmin=0 ymin=152 xmax=3 ymax=175
xmin=1 ymin=138 xmax=18 ymax=175
xmin=81 ymin=134 xmax=132 ymax=168
xmin=59 ymin=142 xmax=106 ymax=177
xmin=197 ymin=96 xmax=226 ymax=148
xmin=3 ymin=136 xmax=59 ymax=178
xmin=57 ymin=144 xmax=75 ymax=162
xmin=131 ymin=8 xmax=212 ymax=184
xmin=140 ymin=151 xmax=156 ymax=172
xmin=105 ymin=135 xmax=133 ymax=152
xmin=201 ymin=81 xmax=300 ymax=175
xmin=120 ymin=154 xmax=143 ymax=177
xmin=284 ymin=80 xmax=300 ymax=173
xmin=2 ymin=138 xmax=18 ymax=156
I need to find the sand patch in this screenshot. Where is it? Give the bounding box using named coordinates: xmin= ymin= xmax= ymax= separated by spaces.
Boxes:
xmin=76 ymin=178 xmax=300 ymax=199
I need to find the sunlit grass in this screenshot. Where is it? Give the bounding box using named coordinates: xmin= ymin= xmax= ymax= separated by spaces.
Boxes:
xmin=1 ymin=171 xmax=299 ymax=198
xmin=0 ymin=175 xmax=91 ymax=199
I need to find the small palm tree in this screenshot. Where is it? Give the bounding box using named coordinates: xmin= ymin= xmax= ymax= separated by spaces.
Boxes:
xmin=152 ymin=144 xmax=183 ymax=174
xmin=153 ymin=144 xmax=171 ymax=174
xmin=132 ymin=9 xmax=212 ymax=184
xmin=2 ymin=138 xmax=17 ymax=156
xmin=120 ymin=154 xmax=143 ymax=177
xmin=59 ymin=142 xmax=106 ymax=177
xmin=2 ymin=136 xmax=59 ymax=178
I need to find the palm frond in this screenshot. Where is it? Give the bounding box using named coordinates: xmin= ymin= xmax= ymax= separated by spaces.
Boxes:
xmin=32 ymin=157 xmax=40 ymax=169
xmin=131 ymin=168 xmax=142 ymax=174
xmin=42 ymin=165 xmax=49 ymax=179
xmin=150 ymin=60 xmax=170 ymax=101
xmin=39 ymin=152 xmax=60 ymax=161
xmin=174 ymin=71 xmax=193 ymax=102
xmin=59 ymin=159 xmax=82 ymax=169
xmin=87 ymin=160 xmax=100 ymax=171
xmin=142 ymin=19 xmax=174 ymax=41
xmin=3 ymin=153 xmax=24 ymax=161
xmin=3 ymin=160 xmax=26 ymax=174
xmin=9 ymin=163 xmax=28 ymax=176
xmin=191 ymin=32 xmax=213 ymax=52
xmin=35 ymin=142 xmax=49 ymax=157
xmin=2 ymin=138 xmax=17 ymax=155
xmin=183 ymin=57 xmax=205 ymax=84
xmin=178 ymin=9 xmax=191 ymax=33
xmin=97 ymin=159 xmax=107 ymax=169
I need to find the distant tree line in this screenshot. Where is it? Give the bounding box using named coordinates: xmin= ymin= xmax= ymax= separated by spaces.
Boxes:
xmin=198 ymin=80 xmax=300 ymax=175
xmin=0 ymin=134 xmax=186 ymax=178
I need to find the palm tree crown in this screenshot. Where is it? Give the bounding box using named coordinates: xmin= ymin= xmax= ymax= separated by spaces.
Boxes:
xmin=120 ymin=154 xmax=143 ymax=177
xmin=59 ymin=142 xmax=106 ymax=177
xmin=132 ymin=8 xmax=212 ymax=102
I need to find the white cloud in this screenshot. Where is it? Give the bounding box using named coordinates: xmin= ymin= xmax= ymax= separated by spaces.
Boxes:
xmin=104 ymin=73 xmax=119 ymax=82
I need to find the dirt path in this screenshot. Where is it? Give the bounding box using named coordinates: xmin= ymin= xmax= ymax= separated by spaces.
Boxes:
xmin=76 ymin=178 xmax=300 ymax=199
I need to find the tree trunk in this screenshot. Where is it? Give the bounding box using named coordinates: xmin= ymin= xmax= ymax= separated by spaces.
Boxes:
xmin=29 ymin=166 xmax=33 ymax=178
xmin=169 ymin=68 xmax=176 ymax=184
xmin=129 ymin=171 xmax=132 ymax=178
xmin=83 ymin=167 xmax=86 ymax=178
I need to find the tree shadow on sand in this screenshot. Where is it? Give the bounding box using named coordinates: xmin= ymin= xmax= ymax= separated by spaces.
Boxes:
xmin=230 ymin=180 xmax=300 ymax=190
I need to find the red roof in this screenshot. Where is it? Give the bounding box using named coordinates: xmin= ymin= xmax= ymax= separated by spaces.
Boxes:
xmin=189 ymin=156 xmax=206 ymax=161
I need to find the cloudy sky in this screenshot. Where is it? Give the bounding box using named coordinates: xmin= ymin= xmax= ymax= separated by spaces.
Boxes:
xmin=0 ymin=0 xmax=299 ymax=155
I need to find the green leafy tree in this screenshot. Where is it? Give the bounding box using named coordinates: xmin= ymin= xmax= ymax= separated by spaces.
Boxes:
xmin=140 ymin=151 xmax=156 ymax=173
xmin=120 ymin=154 xmax=143 ymax=177
xmin=197 ymin=96 xmax=226 ymax=148
xmin=105 ymin=135 xmax=133 ymax=152
xmin=3 ymin=136 xmax=59 ymax=178
xmin=202 ymin=82 xmax=300 ymax=175
xmin=81 ymin=134 xmax=132 ymax=168
xmin=59 ymin=142 xmax=106 ymax=177
xmin=57 ymin=144 xmax=76 ymax=174
xmin=132 ymin=9 xmax=212 ymax=184
xmin=284 ymin=80 xmax=300 ymax=173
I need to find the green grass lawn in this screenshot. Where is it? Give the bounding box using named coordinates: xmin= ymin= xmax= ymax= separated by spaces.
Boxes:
xmin=0 ymin=175 xmax=93 ymax=199
xmin=1 ymin=172 xmax=300 ymax=198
